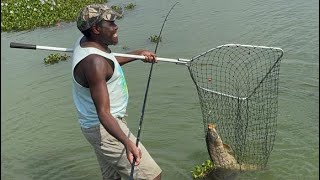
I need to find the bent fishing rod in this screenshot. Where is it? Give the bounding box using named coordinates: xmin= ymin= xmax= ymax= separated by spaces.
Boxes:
xmin=9 ymin=42 xmax=190 ymax=65
xmin=129 ymin=2 xmax=179 ymax=179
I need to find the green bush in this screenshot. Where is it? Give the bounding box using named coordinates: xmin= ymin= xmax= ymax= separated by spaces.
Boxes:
xmin=1 ymin=0 xmax=106 ymax=32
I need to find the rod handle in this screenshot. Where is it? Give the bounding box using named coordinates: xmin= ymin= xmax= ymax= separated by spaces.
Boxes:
xmin=10 ymin=42 xmax=36 ymax=50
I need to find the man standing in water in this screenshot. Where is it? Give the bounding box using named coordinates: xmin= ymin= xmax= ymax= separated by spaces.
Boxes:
xmin=72 ymin=3 xmax=162 ymax=180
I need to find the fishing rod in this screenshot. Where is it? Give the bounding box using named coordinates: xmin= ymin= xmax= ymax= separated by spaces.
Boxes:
xmin=9 ymin=42 xmax=189 ymax=65
xmin=129 ymin=2 xmax=179 ymax=180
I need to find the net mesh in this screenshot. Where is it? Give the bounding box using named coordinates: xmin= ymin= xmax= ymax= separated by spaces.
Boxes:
xmin=188 ymin=44 xmax=283 ymax=170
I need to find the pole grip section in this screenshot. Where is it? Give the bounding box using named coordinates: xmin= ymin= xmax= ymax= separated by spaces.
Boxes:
xmin=10 ymin=42 xmax=36 ymax=50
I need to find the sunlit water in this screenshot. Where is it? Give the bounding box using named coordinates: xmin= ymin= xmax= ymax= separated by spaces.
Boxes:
xmin=1 ymin=0 xmax=319 ymax=179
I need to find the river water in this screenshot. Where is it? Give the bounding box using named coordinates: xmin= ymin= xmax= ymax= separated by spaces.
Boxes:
xmin=1 ymin=0 xmax=319 ymax=179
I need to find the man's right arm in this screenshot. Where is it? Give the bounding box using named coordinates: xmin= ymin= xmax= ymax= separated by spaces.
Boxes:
xmin=82 ymin=55 xmax=141 ymax=165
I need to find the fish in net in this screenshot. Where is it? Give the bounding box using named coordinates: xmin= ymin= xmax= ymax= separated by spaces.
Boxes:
xmin=187 ymin=44 xmax=284 ymax=171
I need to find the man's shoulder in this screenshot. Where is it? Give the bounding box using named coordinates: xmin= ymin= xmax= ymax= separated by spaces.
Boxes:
xmin=80 ymin=53 xmax=115 ymax=75
xmin=81 ymin=54 xmax=110 ymax=67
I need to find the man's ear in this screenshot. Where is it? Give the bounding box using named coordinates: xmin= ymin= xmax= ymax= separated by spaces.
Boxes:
xmin=91 ymin=25 xmax=100 ymax=35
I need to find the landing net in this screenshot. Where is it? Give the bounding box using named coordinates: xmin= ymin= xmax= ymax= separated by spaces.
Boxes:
xmin=188 ymin=44 xmax=284 ymax=170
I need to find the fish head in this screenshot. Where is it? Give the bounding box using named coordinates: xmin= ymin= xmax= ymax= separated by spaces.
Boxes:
xmin=207 ymin=123 xmax=219 ymax=141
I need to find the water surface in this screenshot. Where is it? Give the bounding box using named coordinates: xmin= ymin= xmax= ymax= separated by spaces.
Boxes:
xmin=1 ymin=0 xmax=319 ymax=179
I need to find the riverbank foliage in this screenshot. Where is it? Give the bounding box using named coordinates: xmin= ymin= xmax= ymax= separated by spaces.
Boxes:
xmin=1 ymin=0 xmax=106 ymax=32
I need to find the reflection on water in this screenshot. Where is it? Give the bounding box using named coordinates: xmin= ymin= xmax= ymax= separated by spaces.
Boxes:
xmin=1 ymin=0 xmax=318 ymax=179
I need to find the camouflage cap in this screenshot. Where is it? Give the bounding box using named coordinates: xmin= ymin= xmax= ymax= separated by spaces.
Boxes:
xmin=77 ymin=4 xmax=122 ymax=32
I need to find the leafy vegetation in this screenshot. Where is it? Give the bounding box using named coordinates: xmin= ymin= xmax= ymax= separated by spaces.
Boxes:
xmin=191 ymin=159 xmax=215 ymax=179
xmin=149 ymin=35 xmax=162 ymax=43
xmin=124 ymin=2 xmax=136 ymax=10
xmin=43 ymin=53 xmax=70 ymax=65
xmin=1 ymin=0 xmax=106 ymax=32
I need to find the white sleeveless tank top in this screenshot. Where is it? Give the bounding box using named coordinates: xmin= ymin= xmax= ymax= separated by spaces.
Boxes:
xmin=71 ymin=36 xmax=128 ymax=128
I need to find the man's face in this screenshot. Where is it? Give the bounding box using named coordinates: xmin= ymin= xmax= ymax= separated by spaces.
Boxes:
xmin=97 ymin=20 xmax=119 ymax=46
